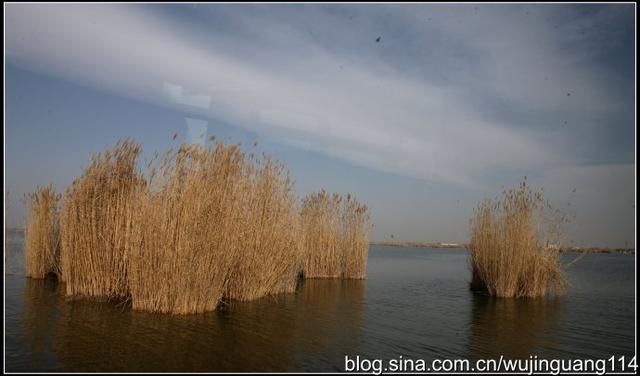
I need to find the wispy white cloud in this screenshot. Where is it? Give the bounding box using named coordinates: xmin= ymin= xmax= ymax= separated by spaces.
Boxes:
xmin=5 ymin=4 xmax=632 ymax=189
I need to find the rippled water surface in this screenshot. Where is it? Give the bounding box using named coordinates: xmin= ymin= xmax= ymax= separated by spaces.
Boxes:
xmin=4 ymin=232 xmax=635 ymax=372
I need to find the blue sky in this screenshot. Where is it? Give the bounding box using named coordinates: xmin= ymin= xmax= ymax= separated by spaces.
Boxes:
xmin=4 ymin=3 xmax=636 ymax=247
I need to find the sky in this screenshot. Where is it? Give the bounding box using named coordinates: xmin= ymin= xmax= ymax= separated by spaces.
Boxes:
xmin=4 ymin=3 xmax=636 ymax=248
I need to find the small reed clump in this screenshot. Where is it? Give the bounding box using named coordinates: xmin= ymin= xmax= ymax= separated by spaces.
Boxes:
xmin=59 ymin=140 xmax=143 ymax=300
xmin=468 ymin=179 xmax=566 ymax=298
xmin=301 ymin=191 xmax=342 ymax=278
xmin=340 ymin=194 xmax=370 ymax=279
xmin=129 ymin=143 xmax=248 ymax=313
xmin=129 ymin=143 xmax=303 ymax=312
xmin=224 ymin=156 xmax=302 ymax=301
xmin=24 ymin=185 xmax=60 ymax=279
xmin=301 ymin=190 xmax=370 ymax=279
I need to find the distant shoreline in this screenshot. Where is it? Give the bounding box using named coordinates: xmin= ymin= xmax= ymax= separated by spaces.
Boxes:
xmin=6 ymin=228 xmax=634 ymax=255
xmin=370 ymin=241 xmax=466 ymax=249
xmin=369 ymin=241 xmax=635 ymax=254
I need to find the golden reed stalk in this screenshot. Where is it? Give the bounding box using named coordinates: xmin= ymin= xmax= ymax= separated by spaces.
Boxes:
xmin=24 ymin=185 xmax=60 ymax=279
xmin=301 ymin=191 xmax=370 ymax=279
xmin=468 ymin=179 xmax=566 ymax=298
xmin=301 ymin=191 xmax=342 ymax=278
xmin=224 ymin=155 xmax=302 ymax=301
xmin=128 ymin=143 xmax=246 ymax=313
xmin=340 ymin=194 xmax=370 ymax=279
xmin=59 ymin=140 xmax=143 ymax=300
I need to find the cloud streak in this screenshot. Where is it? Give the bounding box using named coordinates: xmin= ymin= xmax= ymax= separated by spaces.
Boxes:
xmin=5 ymin=4 xmax=633 ymax=188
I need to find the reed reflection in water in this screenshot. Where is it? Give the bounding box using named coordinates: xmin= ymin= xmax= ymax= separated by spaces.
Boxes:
xmin=468 ymin=294 xmax=564 ymax=359
xmin=21 ymin=278 xmax=365 ymax=372
xmin=22 ymin=276 xmax=63 ymax=368
xmin=9 ymin=244 xmax=634 ymax=372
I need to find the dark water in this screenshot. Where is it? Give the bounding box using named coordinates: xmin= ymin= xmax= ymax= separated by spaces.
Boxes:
xmin=4 ymin=233 xmax=636 ymax=372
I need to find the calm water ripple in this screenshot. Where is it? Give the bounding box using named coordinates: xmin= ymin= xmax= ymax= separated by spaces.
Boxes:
xmin=4 ymin=236 xmax=635 ymax=372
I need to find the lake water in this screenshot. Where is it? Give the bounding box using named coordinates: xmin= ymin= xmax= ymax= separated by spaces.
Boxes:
xmin=4 ymin=232 xmax=636 ymax=372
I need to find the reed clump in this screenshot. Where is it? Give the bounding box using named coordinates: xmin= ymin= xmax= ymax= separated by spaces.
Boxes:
xmin=24 ymin=185 xmax=61 ymax=279
xmin=301 ymin=190 xmax=370 ymax=279
xmin=129 ymin=143 xmax=248 ymax=313
xmin=129 ymin=142 xmax=304 ymax=312
xmin=224 ymin=156 xmax=302 ymax=301
xmin=301 ymin=190 xmax=342 ymax=278
xmin=340 ymin=194 xmax=370 ymax=279
xmin=29 ymin=136 xmax=371 ymax=314
xmin=59 ymin=140 xmax=143 ymax=300
xmin=468 ymin=179 xmax=566 ymax=298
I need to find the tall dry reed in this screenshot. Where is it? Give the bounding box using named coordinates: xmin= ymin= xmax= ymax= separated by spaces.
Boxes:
xmin=301 ymin=191 xmax=370 ymax=279
xmin=340 ymin=194 xmax=370 ymax=279
xmin=129 ymin=143 xmax=303 ymax=311
xmin=468 ymin=179 xmax=566 ymax=298
xmin=301 ymin=190 xmax=342 ymax=278
xmin=59 ymin=140 xmax=143 ymax=299
xmin=128 ymin=143 xmax=246 ymax=313
xmin=24 ymin=185 xmax=60 ymax=279
xmin=224 ymin=155 xmax=302 ymax=301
